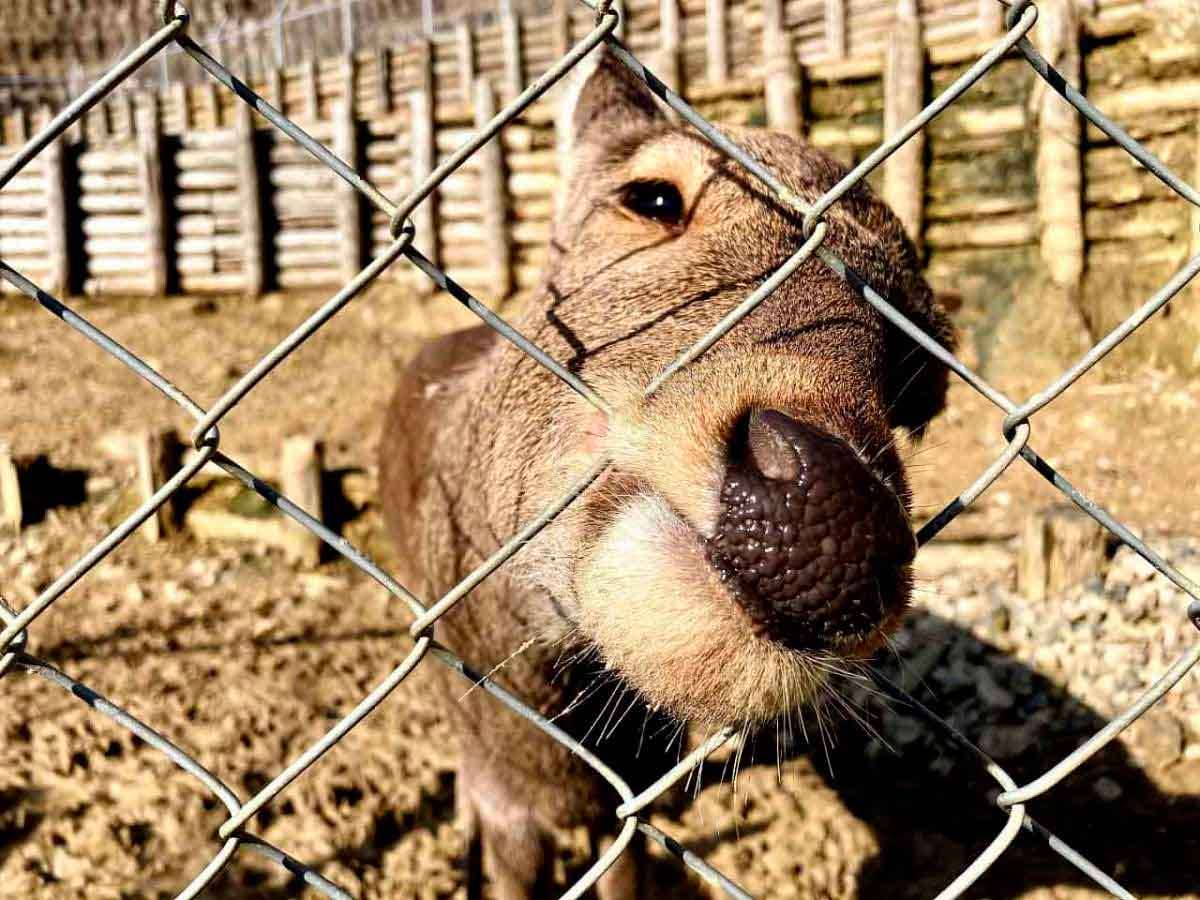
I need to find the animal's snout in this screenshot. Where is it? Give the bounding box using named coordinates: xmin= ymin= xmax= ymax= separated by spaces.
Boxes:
xmin=706 ymin=409 xmax=915 ymax=653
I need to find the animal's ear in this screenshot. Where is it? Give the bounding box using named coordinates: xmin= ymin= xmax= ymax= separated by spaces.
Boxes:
xmin=885 ymin=276 xmax=956 ymax=438
xmin=572 ymin=49 xmax=664 ymax=146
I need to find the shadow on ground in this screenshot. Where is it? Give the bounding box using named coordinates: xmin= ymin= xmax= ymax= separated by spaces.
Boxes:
xmin=0 ymin=788 xmax=45 ymax=872
xmin=793 ymin=610 xmax=1199 ymax=899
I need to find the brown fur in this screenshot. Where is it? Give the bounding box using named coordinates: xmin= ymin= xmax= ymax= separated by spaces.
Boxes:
xmin=380 ymin=52 xmax=953 ymax=899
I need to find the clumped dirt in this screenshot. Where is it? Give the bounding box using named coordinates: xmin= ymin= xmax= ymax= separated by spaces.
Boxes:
xmin=0 ymin=288 xmax=1197 ymax=899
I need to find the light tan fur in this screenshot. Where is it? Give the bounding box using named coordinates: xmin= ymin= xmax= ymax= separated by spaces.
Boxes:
xmin=380 ymin=50 xmax=953 ymax=899
xmin=578 ymin=494 xmax=826 ymax=724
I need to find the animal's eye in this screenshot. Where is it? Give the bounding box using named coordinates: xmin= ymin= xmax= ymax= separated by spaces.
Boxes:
xmin=619 ymin=180 xmax=685 ymax=226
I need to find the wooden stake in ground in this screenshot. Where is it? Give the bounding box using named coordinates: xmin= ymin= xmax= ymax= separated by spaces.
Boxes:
xmin=0 ymin=445 xmax=22 ymax=536
xmin=135 ymin=429 xmax=183 ymax=543
xmin=1018 ymin=504 xmax=1109 ymax=602
xmin=279 ymin=435 xmax=324 ymax=567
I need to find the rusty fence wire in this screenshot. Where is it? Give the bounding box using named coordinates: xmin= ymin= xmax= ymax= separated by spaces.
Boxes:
xmin=1 ymin=0 xmax=1199 ymax=896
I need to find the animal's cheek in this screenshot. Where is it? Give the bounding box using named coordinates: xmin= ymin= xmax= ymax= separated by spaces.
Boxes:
xmin=573 ymin=494 xmax=823 ymax=726
xmin=578 ymin=408 xmax=609 ymax=457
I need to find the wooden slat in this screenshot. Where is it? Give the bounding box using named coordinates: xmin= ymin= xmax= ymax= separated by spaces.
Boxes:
xmin=136 ymin=93 xmax=168 ymax=297
xmin=335 ymin=55 xmax=364 ymax=283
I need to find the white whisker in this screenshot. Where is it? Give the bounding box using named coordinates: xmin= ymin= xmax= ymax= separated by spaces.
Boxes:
xmin=458 ymin=637 xmax=537 ymax=701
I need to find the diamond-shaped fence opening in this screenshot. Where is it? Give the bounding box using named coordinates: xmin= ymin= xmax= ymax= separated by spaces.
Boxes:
xmin=1 ymin=0 xmax=1198 ymax=896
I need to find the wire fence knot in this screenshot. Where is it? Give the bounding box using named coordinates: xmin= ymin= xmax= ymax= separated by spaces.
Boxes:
xmin=0 ymin=598 xmax=29 ymax=679
xmin=158 ymin=1 xmax=192 ymax=29
xmin=387 ymin=212 xmax=418 ymax=243
xmin=1005 ymin=0 xmax=1037 ymax=30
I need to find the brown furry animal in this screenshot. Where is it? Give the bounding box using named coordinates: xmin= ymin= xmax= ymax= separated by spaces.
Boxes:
xmin=380 ymin=50 xmax=953 ymax=899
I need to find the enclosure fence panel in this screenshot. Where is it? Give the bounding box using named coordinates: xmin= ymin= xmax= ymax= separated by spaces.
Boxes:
xmin=1 ymin=0 xmax=1199 ymax=897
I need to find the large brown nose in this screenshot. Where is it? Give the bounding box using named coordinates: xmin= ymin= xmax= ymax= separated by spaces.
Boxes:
xmin=705 ymin=410 xmax=915 ymax=653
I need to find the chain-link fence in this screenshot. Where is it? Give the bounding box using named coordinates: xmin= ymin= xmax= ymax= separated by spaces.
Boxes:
xmin=1 ymin=0 xmax=555 ymax=98
xmin=1 ymin=0 xmax=1198 ymax=896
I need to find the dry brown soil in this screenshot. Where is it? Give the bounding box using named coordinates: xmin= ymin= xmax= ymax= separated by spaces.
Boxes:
xmin=0 ymin=287 xmax=1197 ymax=899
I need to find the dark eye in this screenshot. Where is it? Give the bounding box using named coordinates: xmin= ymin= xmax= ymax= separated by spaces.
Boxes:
xmin=620 ymin=180 xmax=685 ymax=226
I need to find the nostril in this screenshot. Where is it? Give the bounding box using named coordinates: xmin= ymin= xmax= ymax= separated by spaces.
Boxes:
xmin=731 ymin=409 xmax=848 ymax=484
xmin=711 ymin=412 xmax=915 ymax=652
xmin=729 ymin=409 xmax=803 ymax=481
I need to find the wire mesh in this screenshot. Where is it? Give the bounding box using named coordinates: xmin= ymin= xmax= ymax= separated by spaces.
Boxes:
xmin=1 ymin=0 xmax=1198 ymax=896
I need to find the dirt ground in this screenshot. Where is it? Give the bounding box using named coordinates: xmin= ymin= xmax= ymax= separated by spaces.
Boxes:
xmin=0 ymin=286 xmax=1197 ymax=899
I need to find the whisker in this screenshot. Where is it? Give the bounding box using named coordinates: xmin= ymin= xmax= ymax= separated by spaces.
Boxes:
xmin=637 ymin=705 xmax=653 ymax=758
xmin=581 ymin=678 xmax=625 ymax=745
xmin=901 ymin=438 xmax=949 ymax=461
xmin=601 ymin=683 xmax=642 ymax=742
xmin=813 ymin=693 xmax=836 ymax=778
xmin=548 ymin=670 xmax=614 ymax=724
xmin=458 ymin=637 xmax=537 ymax=701
xmin=820 ymin=678 xmax=892 ymax=752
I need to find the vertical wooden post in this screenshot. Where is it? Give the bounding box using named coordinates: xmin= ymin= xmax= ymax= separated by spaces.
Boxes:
xmin=552 ymin=0 xmax=572 ymax=57
xmin=135 ymin=430 xmax=182 ymax=543
xmin=341 ymin=49 xmax=357 ymax=113
xmin=375 ymin=47 xmax=392 ymax=115
xmin=456 ymin=23 xmax=476 ymax=107
xmin=240 ymin=24 xmax=255 ymax=79
xmin=410 ymin=42 xmax=438 ymax=282
xmin=93 ymin=100 xmax=112 ymax=143
xmin=883 ymin=0 xmax=925 ymax=251
xmin=302 ymin=60 xmax=320 ymax=120
xmin=136 ymin=93 xmax=169 ymax=297
xmin=234 ymin=100 xmax=265 ymax=298
xmin=0 ymin=445 xmax=22 ymax=537
xmin=978 ymin=0 xmax=1006 ymax=36
xmin=267 ymin=68 xmax=285 ymax=115
xmin=40 ymin=106 xmax=72 ymax=298
xmin=334 ymin=57 xmax=362 ymax=283
xmin=825 ymin=0 xmax=846 ymax=59
xmin=202 ymin=82 xmax=222 ymax=129
xmin=763 ymin=0 xmax=802 ymax=136
xmin=172 ymin=83 xmax=190 ymax=131
xmin=11 ymin=106 xmax=29 ymax=144
xmin=475 ymin=78 xmax=512 ymax=302
xmin=280 ymin=436 xmax=324 ymax=566
xmin=706 ymin=0 xmax=728 ymax=84
xmin=1018 ymin=506 xmax=1107 ymax=602
xmin=66 ymin=83 xmax=86 ymax=144
xmin=341 ymin=0 xmax=357 ymax=53
xmin=255 ymin=28 xmax=271 ymax=77
xmin=10 ymin=109 xmax=28 ymax=146
xmin=657 ymin=0 xmax=683 ymax=94
xmin=1036 ymin=0 xmax=1083 ymax=293
xmin=115 ymin=92 xmax=136 ymax=139
xmin=502 ymin=8 xmax=524 ymax=100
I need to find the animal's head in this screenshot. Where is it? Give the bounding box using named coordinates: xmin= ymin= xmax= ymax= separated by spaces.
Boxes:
xmin=515 ymin=51 xmax=953 ymax=729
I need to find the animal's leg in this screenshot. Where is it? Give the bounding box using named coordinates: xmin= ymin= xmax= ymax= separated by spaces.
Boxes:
xmin=594 ymin=828 xmax=643 ymax=900
xmin=480 ymin=810 xmax=556 ymax=900
xmin=456 ymin=770 xmax=483 ymax=900
xmin=459 ymin=762 xmax=556 ymax=899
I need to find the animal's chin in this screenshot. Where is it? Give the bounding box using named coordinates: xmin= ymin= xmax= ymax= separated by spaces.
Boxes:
xmin=572 ymin=492 xmax=894 ymax=728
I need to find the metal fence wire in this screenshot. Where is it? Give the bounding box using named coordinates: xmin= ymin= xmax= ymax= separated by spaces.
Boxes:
xmin=1 ymin=0 xmax=1199 ymax=896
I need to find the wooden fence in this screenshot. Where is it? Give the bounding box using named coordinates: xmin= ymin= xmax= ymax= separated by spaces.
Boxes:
xmin=2 ymin=0 xmax=1199 ymax=368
